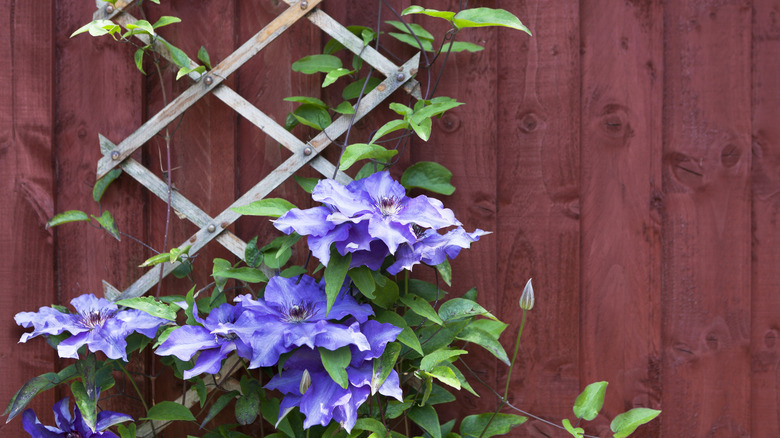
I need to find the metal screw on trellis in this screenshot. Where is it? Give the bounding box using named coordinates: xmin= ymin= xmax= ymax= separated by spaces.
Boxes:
xmin=204 ymin=76 xmax=213 ymax=86
xmin=396 ymin=72 xmax=405 ymax=82
xmin=105 ymin=5 xmax=114 ymax=14
xmin=303 ymin=147 xmax=313 ymax=156
xmin=300 ymin=1 xmax=308 ymax=10
xmin=110 ymin=151 xmax=120 ymax=161
xmin=207 ymin=224 xmax=216 ymax=233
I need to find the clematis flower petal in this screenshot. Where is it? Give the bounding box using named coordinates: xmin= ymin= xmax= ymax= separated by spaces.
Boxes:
xmin=274 ymin=206 xmax=335 ymax=237
xmin=155 ymin=325 xmax=219 ymax=361
xmin=22 ymin=397 xmax=130 ymax=438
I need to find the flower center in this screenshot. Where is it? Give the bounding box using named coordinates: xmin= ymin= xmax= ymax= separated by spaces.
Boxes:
xmin=282 ymin=302 xmax=317 ymax=323
xmin=66 ymin=432 xmax=81 ymax=438
xmin=78 ymin=309 xmax=116 ymax=329
xmin=377 ymin=196 xmax=401 ymax=217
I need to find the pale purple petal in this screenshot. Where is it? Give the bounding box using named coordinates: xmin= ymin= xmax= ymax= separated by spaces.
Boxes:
xmin=56 ymin=332 xmax=90 ymax=360
xmin=15 ymin=308 xmax=81 ymax=342
xmin=274 ymin=206 xmax=335 ymax=236
xmin=155 ymin=325 xmax=218 ymax=361
xmin=52 ymin=398 xmax=72 ymax=431
xmin=313 ymin=179 xmax=373 ymax=217
xmin=22 ymin=409 xmax=63 ymax=438
xmin=115 ymin=309 xmax=167 ymax=338
xmin=367 ymin=216 xmax=415 ymax=254
xmin=95 ymin=410 xmax=133 ymax=431
xmin=307 ymin=224 xmax=350 ymax=266
xmin=183 ymin=344 xmax=233 ymax=379
xmin=70 ymin=294 xmax=118 ymax=317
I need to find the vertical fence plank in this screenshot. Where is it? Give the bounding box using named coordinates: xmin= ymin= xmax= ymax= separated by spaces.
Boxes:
xmin=580 ymin=1 xmax=663 ymax=436
xmin=495 ymin=0 xmax=581 ymax=435
xmin=662 ymin=1 xmax=752 ymax=436
xmin=751 ymin=0 xmax=780 ymax=435
xmin=0 ymin=1 xmax=56 ymax=435
xmin=54 ymin=0 xmax=149 ymax=420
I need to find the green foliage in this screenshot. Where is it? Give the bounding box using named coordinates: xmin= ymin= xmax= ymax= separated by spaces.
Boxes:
xmin=339 ymin=143 xmax=398 ymax=171
xmin=573 ymin=381 xmax=608 ymax=421
xmin=144 ymin=401 xmax=197 ymax=422
xmin=324 ymin=251 xmax=351 ymax=315
xmin=460 ymin=413 xmax=527 ymax=438
xmin=92 ymin=210 xmax=121 ymax=240
xmin=232 ymin=198 xmax=297 ymax=217
xmin=402 ymin=6 xmax=532 ymax=35
xmin=93 ymin=168 xmax=122 ymax=202
xmin=610 ymin=408 xmax=661 ymax=438
xmin=46 ymin=210 xmax=89 ymax=229
xmin=401 ymin=162 xmax=455 ymax=195
xmin=116 ymin=296 xmax=178 ymax=321
xmin=319 ymin=346 xmax=351 ymax=389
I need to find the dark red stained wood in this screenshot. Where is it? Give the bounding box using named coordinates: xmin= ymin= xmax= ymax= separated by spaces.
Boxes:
xmin=580 ymin=1 xmax=663 ymax=436
xmin=0 ymin=2 xmax=57 ymax=435
xmin=751 ymin=0 xmax=780 ymax=435
xmin=54 ymin=0 xmax=150 ymax=422
xmin=662 ymin=1 xmax=752 ymax=437
xmin=235 ymin=1 xmax=320 ymax=263
xmin=494 ymin=1 xmax=581 ymax=435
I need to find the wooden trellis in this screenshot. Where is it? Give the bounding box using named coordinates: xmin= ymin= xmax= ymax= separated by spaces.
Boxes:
xmin=90 ymin=0 xmax=421 ymax=434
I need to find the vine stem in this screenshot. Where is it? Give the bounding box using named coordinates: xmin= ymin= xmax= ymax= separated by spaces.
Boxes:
xmin=504 ymin=309 xmax=527 ymax=400
xmin=116 ymin=360 xmax=158 ymax=437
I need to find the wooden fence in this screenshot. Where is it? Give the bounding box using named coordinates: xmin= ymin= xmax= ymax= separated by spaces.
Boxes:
xmin=1 ymin=0 xmax=777 ymax=437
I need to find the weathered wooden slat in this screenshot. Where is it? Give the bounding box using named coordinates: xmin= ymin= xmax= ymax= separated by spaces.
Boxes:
xmin=98 ymin=135 xmax=247 ymax=259
xmin=661 ymin=1 xmax=752 ymax=436
xmin=95 ymin=0 xmax=323 ymax=179
xmin=580 ymin=1 xmax=663 ymax=436
xmin=114 ymin=54 xmax=419 ymax=300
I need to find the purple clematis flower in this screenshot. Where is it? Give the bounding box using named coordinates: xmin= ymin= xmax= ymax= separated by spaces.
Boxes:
xmin=265 ymin=320 xmax=403 ymax=432
xmin=15 ymin=294 xmax=168 ymax=362
xmin=155 ymin=301 xmax=254 ymax=379
xmin=226 ymin=275 xmax=374 ymax=368
xmin=274 ymin=171 xmax=460 ymax=267
xmin=387 ymin=227 xmax=490 ymax=274
xmin=22 ymin=397 xmax=131 ymax=438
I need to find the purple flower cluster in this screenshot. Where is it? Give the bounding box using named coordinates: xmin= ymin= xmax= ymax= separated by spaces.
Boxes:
xmin=15 ymin=294 xmax=168 ymax=362
xmin=22 ymin=397 xmax=131 ymax=438
xmin=274 ymin=171 xmax=486 ymax=273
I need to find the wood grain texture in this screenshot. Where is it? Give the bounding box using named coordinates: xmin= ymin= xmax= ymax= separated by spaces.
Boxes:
xmin=662 ymin=1 xmax=752 ymax=436
xmin=580 ymin=1 xmax=663 ymax=436
xmin=495 ymin=1 xmax=581 ymax=435
xmin=54 ymin=0 xmax=149 ymax=422
xmin=751 ymin=0 xmax=780 ymax=435
xmin=0 ymin=1 xmax=56 ymax=435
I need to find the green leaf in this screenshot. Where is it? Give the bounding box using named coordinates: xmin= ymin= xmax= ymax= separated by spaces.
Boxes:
xmin=420 ymin=348 xmax=467 ymax=372
xmin=292 ymin=104 xmax=332 ymax=130
xmin=134 ymin=47 xmax=146 ymax=74
xmin=339 ymin=143 xmax=398 ymax=171
xmin=373 ymin=341 xmax=401 ymax=391
xmin=388 ymin=32 xmax=434 ymax=51
xmin=573 ymin=381 xmax=608 ymax=421
xmin=193 ymin=377 xmax=207 ymax=407
xmin=400 ymin=294 xmax=444 ymax=325
xmin=126 ymin=19 xmax=155 ymax=36
xmin=162 ymin=41 xmax=191 ymax=69
xmin=197 ymin=391 xmax=239 ymax=427
xmin=117 ymin=423 xmax=137 ymax=438
xmin=70 ymin=20 xmax=121 ymax=38
xmin=197 ymin=46 xmax=212 ymax=69
xmin=408 ymin=404 xmax=441 ymax=438
xmin=386 ymin=20 xmax=435 ymax=40
xmin=153 ymin=16 xmax=182 ymax=29
xmin=428 ymin=365 xmax=460 ymax=390
xmin=323 ymin=68 xmax=353 ymax=87
xmin=468 ymin=318 xmax=508 ymax=338
xmin=284 ymin=96 xmax=327 ymax=108
xmin=460 ymin=413 xmax=527 ymax=438
xmin=139 ymin=252 xmax=172 ymax=268
xmin=92 ymin=211 xmax=120 ymax=240
xmin=386 ymin=400 xmax=414 ymax=419
xmin=349 ymin=266 xmax=376 ymax=298
xmin=212 ymin=267 xmax=268 ymax=283
xmin=452 ymin=8 xmax=532 ymax=34
xmin=610 ymin=408 xmax=661 ymax=438
xmin=212 ymin=258 xmax=232 ymax=293
xmin=355 ymin=162 xmax=378 ymax=180
xmin=402 ymin=6 xmax=456 ymax=21
xmin=456 ymin=326 xmax=509 ymax=365
xmin=4 ymin=373 xmax=61 ymax=421
xmin=409 ymin=117 xmax=432 ymax=141
xmin=332 ymin=101 xmax=355 ymax=115
xmin=319 ymin=346 xmax=351 ymax=389
xmin=562 ymin=419 xmax=585 ymax=438
xmin=235 ymin=392 xmax=260 ymax=425
xmin=144 ymin=401 xmax=196 ymax=422
xmin=408 ymin=279 xmax=447 ymax=302
xmin=438 ymin=298 xmax=496 ymax=322
xmin=376 ymin=310 xmax=423 ymax=355
xmin=232 ymin=198 xmax=297 ymax=217
xmin=343 ymin=77 xmax=382 ymax=100
xmin=401 ymin=162 xmax=455 ymax=195
xmin=292 ymin=54 xmax=342 ymax=74
xmin=46 ymin=210 xmax=89 ymax=229
xmin=245 ymin=236 xmax=263 ymax=268
xmin=443 ymin=41 xmax=484 ymax=52
xmin=370 ymin=119 xmax=408 ymax=144
xmin=71 ymin=380 xmax=97 ymax=431
xmin=372 ymin=272 xmax=399 ymax=308
xmin=410 ymin=100 xmax=464 ymax=125
xmin=293 ymin=175 xmax=320 ymax=193
xmin=176 ymin=65 xmax=206 ymax=80
xmin=324 ymin=251 xmax=351 ymax=315
xmin=354 ymin=418 xmax=387 ymax=436
xmin=117 ymin=296 xmax=177 ymax=321
xmin=445 ymin=362 xmax=478 ymax=396
xmin=436 ymin=259 xmax=452 ymax=286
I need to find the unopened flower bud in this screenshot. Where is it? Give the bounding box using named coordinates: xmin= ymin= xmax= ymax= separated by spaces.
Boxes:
xmin=299 ymin=369 xmax=312 ymax=394
xmin=519 ymin=278 xmax=534 ymax=310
